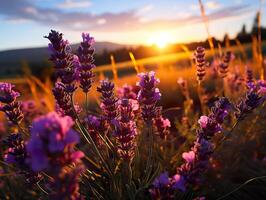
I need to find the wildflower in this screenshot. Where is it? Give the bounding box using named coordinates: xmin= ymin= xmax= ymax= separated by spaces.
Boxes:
xmin=164 ymin=98 xmax=231 ymax=192
xmin=3 ymin=133 xmax=42 ymax=184
xmin=0 ymin=83 xmax=23 ymax=124
xmin=85 ymin=115 xmax=107 ymax=145
xmin=182 ymin=151 xmax=195 ymax=163
xmin=53 ymin=82 xmax=75 ymax=118
xmin=97 ymin=79 xmax=119 ymax=122
xmin=245 ymin=67 xmax=255 ymax=89
xmin=137 ymin=71 xmax=161 ymax=122
xmin=194 ymin=47 xmax=206 ymax=81
xmin=153 ymin=107 xmax=171 ymax=139
xmin=219 ymin=51 xmax=231 ymax=78
xmin=0 ymin=83 xmax=20 ymax=104
xmin=113 ymin=99 xmax=137 ymax=161
xmin=27 ymin=112 xmax=84 ymax=199
xmin=77 ymin=33 xmax=95 ymax=93
xmin=235 ymin=89 xmax=263 ymax=120
xmin=45 ymin=30 xmax=78 ymax=93
xmin=27 ymin=112 xmax=83 ymax=171
xmin=117 ymin=84 xmax=140 ymax=100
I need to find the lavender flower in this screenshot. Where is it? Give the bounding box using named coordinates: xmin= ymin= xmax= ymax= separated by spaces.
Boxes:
xmin=27 ymin=112 xmax=84 ymax=199
xmin=153 ymin=107 xmax=171 ymax=139
xmin=194 ymin=47 xmax=206 ymax=81
xmin=77 ymin=33 xmax=95 ymax=93
xmin=235 ymin=89 xmax=263 ymax=120
xmin=97 ymin=79 xmax=119 ymax=122
xmin=113 ymin=99 xmax=137 ymax=161
xmin=0 ymin=83 xmax=23 ymax=124
xmin=137 ymin=71 xmax=161 ymax=123
xmin=85 ymin=115 xmax=107 ymax=145
xmin=27 ymin=112 xmax=83 ymax=171
xmin=53 ymin=82 xmax=75 ymax=118
xmin=3 ymin=133 xmax=41 ymax=184
xmin=151 ymin=98 xmax=231 ymax=195
xmin=245 ymin=67 xmax=255 ymax=89
xmin=117 ymin=84 xmax=140 ymax=100
xmin=219 ymin=51 xmax=231 ymax=78
xmin=45 ymin=30 xmax=78 ymax=93
xmin=149 ymin=172 xmax=186 ymax=199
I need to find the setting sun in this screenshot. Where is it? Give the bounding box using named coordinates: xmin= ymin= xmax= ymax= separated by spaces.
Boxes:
xmin=147 ymin=32 xmax=173 ymax=49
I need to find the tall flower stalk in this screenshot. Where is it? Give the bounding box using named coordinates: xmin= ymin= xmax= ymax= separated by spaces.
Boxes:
xmin=0 ymin=83 xmax=23 ymax=125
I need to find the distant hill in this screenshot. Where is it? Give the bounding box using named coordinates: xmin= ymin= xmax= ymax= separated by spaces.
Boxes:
xmin=0 ymin=41 xmax=130 ymax=78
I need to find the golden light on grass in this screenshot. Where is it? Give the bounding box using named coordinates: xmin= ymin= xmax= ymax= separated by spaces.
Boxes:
xmin=146 ymin=32 xmax=173 ymax=49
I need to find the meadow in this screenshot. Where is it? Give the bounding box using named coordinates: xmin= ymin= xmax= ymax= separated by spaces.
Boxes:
xmin=0 ymin=26 xmax=265 ymax=200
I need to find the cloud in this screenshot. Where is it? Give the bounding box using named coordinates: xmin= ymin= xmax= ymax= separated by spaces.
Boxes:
xmin=0 ymin=0 xmax=252 ymax=33
xmin=57 ymin=0 xmax=92 ymax=9
xmin=205 ymin=1 xmax=222 ymax=10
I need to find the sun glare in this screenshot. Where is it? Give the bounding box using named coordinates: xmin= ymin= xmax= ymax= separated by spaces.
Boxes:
xmin=147 ymin=32 xmax=173 ymax=49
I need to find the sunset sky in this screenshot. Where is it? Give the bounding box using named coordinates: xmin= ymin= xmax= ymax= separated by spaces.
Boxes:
xmin=0 ymin=0 xmax=265 ymax=51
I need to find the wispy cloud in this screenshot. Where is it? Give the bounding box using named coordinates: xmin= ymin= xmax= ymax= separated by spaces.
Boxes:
xmin=205 ymin=1 xmax=222 ymax=10
xmin=57 ymin=0 xmax=92 ymax=9
xmin=0 ymin=0 xmax=252 ymax=32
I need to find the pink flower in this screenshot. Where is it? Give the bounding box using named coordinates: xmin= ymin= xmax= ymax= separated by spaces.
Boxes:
xmin=198 ymin=116 xmax=209 ymax=128
xmin=182 ymin=151 xmax=195 ymax=163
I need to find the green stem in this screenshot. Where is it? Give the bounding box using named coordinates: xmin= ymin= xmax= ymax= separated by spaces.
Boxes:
xmin=70 ymin=95 xmax=113 ymax=177
xmin=216 ymin=176 xmax=266 ymax=200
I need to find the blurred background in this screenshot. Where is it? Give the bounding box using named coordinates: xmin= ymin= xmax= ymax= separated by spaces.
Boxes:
xmin=0 ymin=0 xmax=265 ymax=78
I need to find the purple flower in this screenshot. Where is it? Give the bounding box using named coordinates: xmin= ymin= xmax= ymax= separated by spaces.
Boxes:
xmin=137 ymin=71 xmax=161 ymax=122
xmin=117 ymin=84 xmax=140 ymax=100
xmin=97 ymin=79 xmax=119 ymax=122
xmin=153 ymin=107 xmax=171 ymax=139
xmin=85 ymin=115 xmax=107 ymax=145
xmin=27 ymin=112 xmax=84 ymax=199
xmin=173 ymin=98 xmax=230 ymax=191
xmin=171 ymin=174 xmax=186 ymax=192
xmin=182 ymin=151 xmax=195 ymax=163
xmin=219 ymin=51 xmax=231 ymax=78
xmin=113 ymin=99 xmax=137 ymax=161
xmin=152 ymin=172 xmax=170 ymax=188
xmin=0 ymin=83 xmax=23 ymax=124
xmin=77 ymin=33 xmax=95 ymax=93
xmin=27 ymin=112 xmax=83 ymax=171
xmin=0 ymin=83 xmax=20 ymax=104
xmin=235 ymin=89 xmax=263 ymax=120
xmin=3 ymin=133 xmax=42 ymax=185
xmin=53 ymin=82 xmax=75 ymax=118
xmin=45 ymin=30 xmax=78 ymax=93
xmin=245 ymin=67 xmax=255 ymax=89
xmin=198 ymin=116 xmax=208 ymax=128
xmin=194 ymin=47 xmax=206 ymax=81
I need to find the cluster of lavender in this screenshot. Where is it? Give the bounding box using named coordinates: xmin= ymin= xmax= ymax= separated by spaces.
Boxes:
xmin=3 ymin=133 xmax=42 ymax=184
xmin=137 ymin=71 xmax=161 ymax=123
xmin=27 ymin=112 xmax=84 ymax=199
xmin=150 ymin=98 xmax=231 ymax=198
xmin=235 ymin=79 xmax=266 ymax=120
xmin=97 ymin=79 xmax=119 ymax=122
xmin=245 ymin=67 xmax=255 ymax=89
xmin=0 ymin=83 xmax=23 ymax=125
xmin=45 ymin=30 xmax=81 ymax=119
xmin=45 ymin=30 xmax=78 ymax=94
xmin=153 ymin=107 xmax=171 ymax=139
xmin=85 ymin=115 xmax=107 ymax=145
xmin=117 ymin=84 xmax=140 ymax=100
xmin=219 ymin=51 xmax=232 ymax=78
xmin=113 ymin=99 xmax=138 ymax=161
xmin=194 ymin=47 xmax=206 ymax=82
xmin=53 ymin=82 xmax=75 ymax=118
xmin=77 ymin=33 xmax=95 ymax=93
